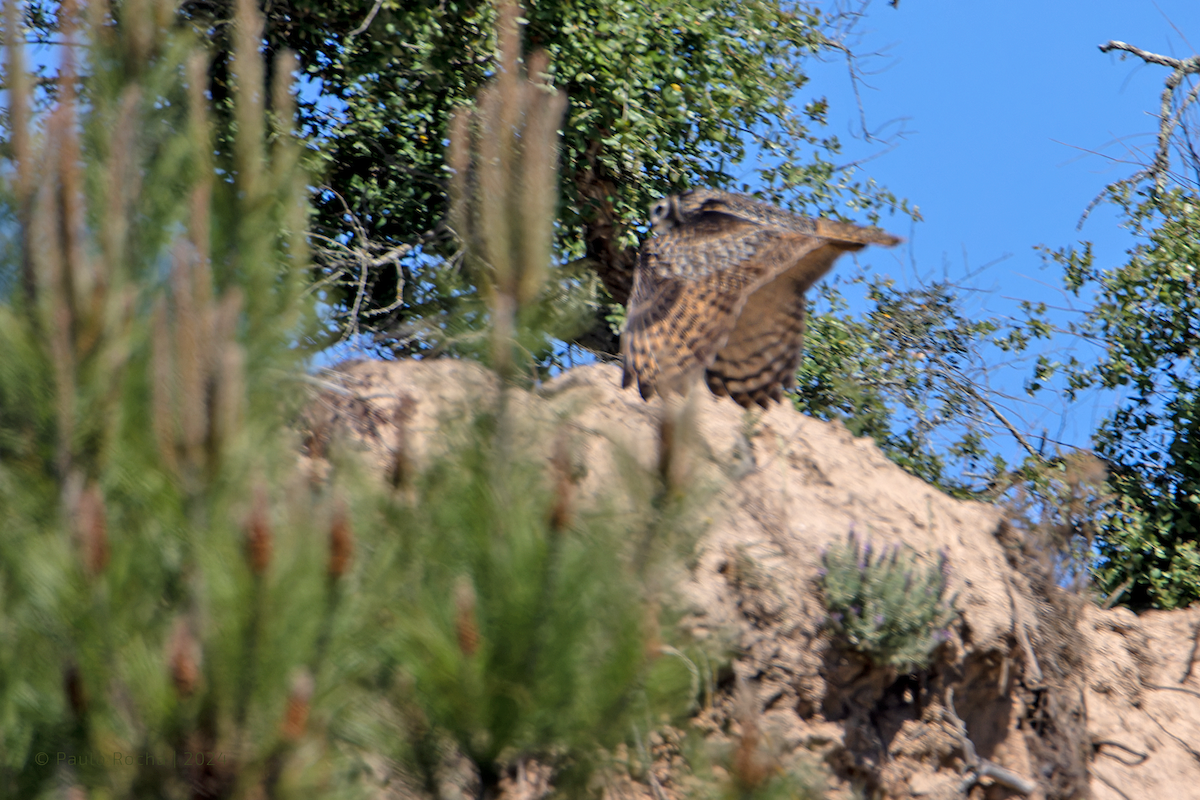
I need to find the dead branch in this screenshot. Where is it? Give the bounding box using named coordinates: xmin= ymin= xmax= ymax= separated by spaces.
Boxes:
xmin=1099 ymin=41 xmax=1197 ymax=71
xmin=1006 ymin=579 xmax=1045 ymax=688
xmin=1093 ymin=739 xmax=1149 ymax=766
xmin=295 ymin=373 xmax=402 ymax=403
xmin=1181 ymin=619 xmax=1200 ymax=683
xmin=1098 ymin=40 xmax=1200 ymax=195
xmin=1093 ymin=768 xmax=1135 ymax=800
xmin=1100 ymin=577 xmax=1132 ymax=610
xmin=308 ymin=187 xmax=419 ymax=345
xmin=946 ymin=688 xmax=1038 ymax=796
xmin=347 ymin=0 xmax=385 ymax=37
xmin=1144 ymin=707 xmax=1200 ymax=766
xmin=1144 ymin=682 xmax=1200 ymax=701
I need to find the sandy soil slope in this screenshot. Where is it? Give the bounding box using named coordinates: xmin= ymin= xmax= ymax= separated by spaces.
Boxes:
xmin=302 ymin=359 xmax=1200 ymax=800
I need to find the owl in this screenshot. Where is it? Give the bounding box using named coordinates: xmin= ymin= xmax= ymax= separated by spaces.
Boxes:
xmin=621 ymin=189 xmax=900 ymax=408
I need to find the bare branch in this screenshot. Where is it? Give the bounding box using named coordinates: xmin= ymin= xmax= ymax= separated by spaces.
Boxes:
xmin=1093 ymin=739 xmax=1149 ymax=766
xmin=309 ymin=187 xmax=419 ymax=346
xmin=1099 ymin=40 xmax=1197 ymax=70
xmin=1099 ymin=40 xmax=1200 ymax=194
xmin=946 ymin=687 xmax=1038 ymax=796
xmin=970 ymin=381 xmax=1043 ymax=461
xmin=1182 ymin=620 xmax=1200 ymax=683
xmin=347 ymin=0 xmax=385 ymax=37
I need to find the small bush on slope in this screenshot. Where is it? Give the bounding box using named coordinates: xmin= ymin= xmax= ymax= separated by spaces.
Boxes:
xmin=818 ymin=530 xmax=958 ymax=672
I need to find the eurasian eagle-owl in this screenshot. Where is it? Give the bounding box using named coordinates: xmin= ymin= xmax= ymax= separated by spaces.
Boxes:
xmin=621 ymin=189 xmax=901 ymax=408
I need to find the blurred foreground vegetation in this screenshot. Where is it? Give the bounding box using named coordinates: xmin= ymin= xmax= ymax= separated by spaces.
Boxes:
xmin=0 ymin=2 xmax=726 ymax=797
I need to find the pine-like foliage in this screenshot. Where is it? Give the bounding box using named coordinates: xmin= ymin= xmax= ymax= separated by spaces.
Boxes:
xmin=0 ymin=2 xmax=702 ymax=798
xmin=817 ymin=531 xmax=957 ymax=672
xmin=0 ymin=1 xmax=323 ymax=796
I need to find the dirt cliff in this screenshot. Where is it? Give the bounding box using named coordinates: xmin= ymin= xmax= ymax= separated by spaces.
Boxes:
xmin=303 ymin=358 xmax=1200 ymax=800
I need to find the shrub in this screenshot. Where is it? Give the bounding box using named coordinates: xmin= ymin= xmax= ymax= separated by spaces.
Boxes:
xmin=817 ymin=530 xmax=957 ymax=671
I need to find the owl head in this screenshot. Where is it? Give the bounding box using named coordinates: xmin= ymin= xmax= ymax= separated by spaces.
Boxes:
xmin=649 ymin=197 xmax=680 ymax=232
xmin=648 ymin=189 xmax=731 ymax=233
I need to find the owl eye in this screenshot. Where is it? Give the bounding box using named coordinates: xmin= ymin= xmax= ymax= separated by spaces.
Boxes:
xmin=650 ymin=200 xmax=673 ymax=226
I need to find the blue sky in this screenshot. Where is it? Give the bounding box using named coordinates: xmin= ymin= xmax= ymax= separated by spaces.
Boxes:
xmin=798 ymin=0 xmax=1200 ymax=458
xmin=307 ymin=1 xmax=1200 ymax=471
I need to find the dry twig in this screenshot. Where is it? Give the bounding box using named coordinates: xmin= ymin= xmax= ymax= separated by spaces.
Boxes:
xmin=1181 ymin=620 xmax=1200 ymax=683
xmin=1098 ymin=40 xmax=1200 ymax=196
xmin=1093 ymin=739 xmax=1148 ymax=766
xmin=945 ymin=688 xmax=1038 ymax=796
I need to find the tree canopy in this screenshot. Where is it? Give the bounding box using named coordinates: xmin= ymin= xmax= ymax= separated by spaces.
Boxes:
xmin=1032 ymin=42 xmax=1200 ymax=609
xmin=11 ymin=0 xmax=1200 ymax=614
xmin=165 ymin=0 xmax=909 ymax=357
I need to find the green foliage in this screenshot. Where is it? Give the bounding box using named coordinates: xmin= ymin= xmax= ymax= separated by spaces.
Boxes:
xmin=1021 ymin=42 xmax=1200 ymax=607
xmin=794 ymin=275 xmax=1012 ymax=499
xmin=1090 ymin=479 xmax=1200 ymax=609
xmin=357 ymin=20 xmax=702 ymax=788
xmin=0 ymin=4 xmax=707 ymax=798
xmin=818 ymin=531 xmax=957 ymax=671
xmin=1037 ymin=193 xmax=1200 ymax=609
xmin=164 ymin=0 xmax=910 ymax=355
xmin=345 ymin=414 xmax=692 ymax=794
xmin=0 ymin=3 xmax=325 ymax=797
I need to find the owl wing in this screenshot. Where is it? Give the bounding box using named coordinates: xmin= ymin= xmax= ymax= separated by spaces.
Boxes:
xmin=620 ymin=211 xmax=832 ymax=401
xmin=705 ymin=241 xmax=860 ymax=408
xmin=706 ymin=221 xmax=900 ymax=407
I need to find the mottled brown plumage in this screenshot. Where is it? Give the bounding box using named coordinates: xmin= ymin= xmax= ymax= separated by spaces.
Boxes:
xmin=621 ymin=189 xmax=900 ymax=408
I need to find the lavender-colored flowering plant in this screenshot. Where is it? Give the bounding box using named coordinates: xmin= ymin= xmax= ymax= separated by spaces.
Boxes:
xmin=817 ymin=529 xmax=959 ymax=671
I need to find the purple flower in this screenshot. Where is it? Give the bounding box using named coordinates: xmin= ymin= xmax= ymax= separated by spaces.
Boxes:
xmin=873 ymin=614 xmax=885 ymax=626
